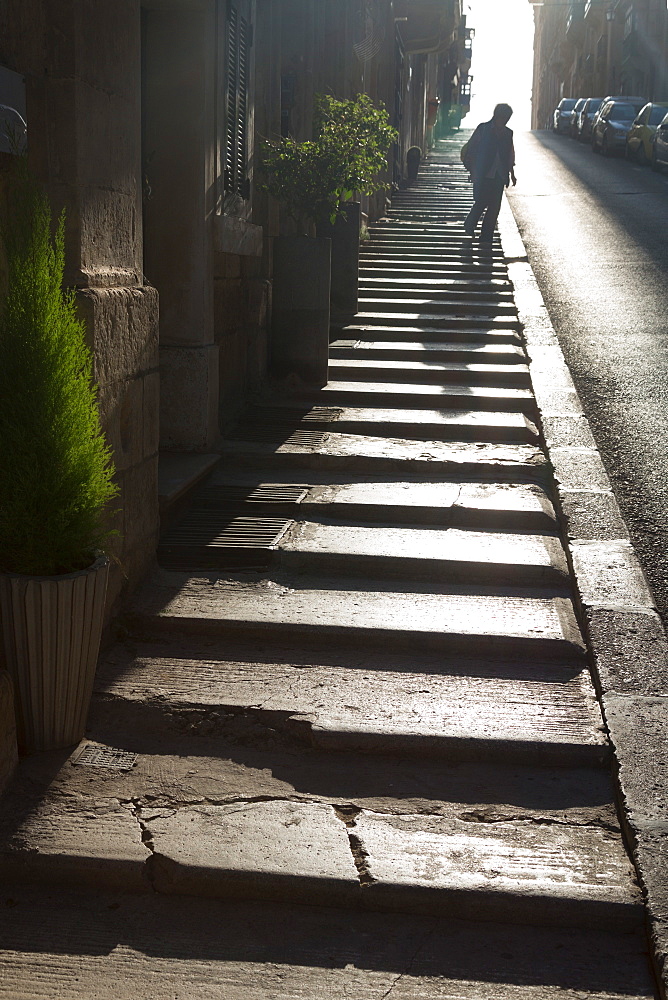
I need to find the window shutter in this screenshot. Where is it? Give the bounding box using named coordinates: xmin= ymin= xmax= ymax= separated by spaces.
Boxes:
xmin=224 ymin=3 xmax=251 ymax=200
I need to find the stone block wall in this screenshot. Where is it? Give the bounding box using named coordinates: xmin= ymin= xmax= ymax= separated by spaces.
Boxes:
xmin=0 ymin=0 xmax=161 ymax=616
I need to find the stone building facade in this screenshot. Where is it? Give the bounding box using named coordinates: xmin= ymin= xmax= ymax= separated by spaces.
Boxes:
xmin=529 ymin=0 xmax=668 ymax=129
xmin=0 ymin=0 xmax=469 ymax=618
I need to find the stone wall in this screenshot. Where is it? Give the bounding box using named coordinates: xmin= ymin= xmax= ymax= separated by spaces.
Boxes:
xmin=0 ymin=0 xmax=160 ymax=613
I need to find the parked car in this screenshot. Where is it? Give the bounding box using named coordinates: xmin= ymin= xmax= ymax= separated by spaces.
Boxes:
xmin=569 ymin=98 xmax=587 ymax=137
xmin=577 ymin=97 xmax=603 ymax=141
xmin=553 ymin=98 xmax=577 ymax=134
xmin=650 ymin=111 xmax=668 ymax=171
xmin=591 ymin=98 xmax=646 ymax=155
xmin=626 ymin=102 xmax=668 ymax=164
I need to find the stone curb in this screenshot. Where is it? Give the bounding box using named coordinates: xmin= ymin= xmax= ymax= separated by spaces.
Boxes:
xmin=500 ymin=197 xmax=668 ymax=998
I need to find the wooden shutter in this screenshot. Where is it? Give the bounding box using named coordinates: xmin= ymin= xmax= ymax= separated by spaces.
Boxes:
xmin=224 ymin=3 xmax=251 ymax=199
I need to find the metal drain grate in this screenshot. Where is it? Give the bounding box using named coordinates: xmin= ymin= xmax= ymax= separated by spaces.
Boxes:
xmin=196 ymin=484 xmax=309 ymax=506
xmin=159 ymin=514 xmax=293 ymax=570
xmin=246 ymin=406 xmax=342 ymax=424
xmin=73 ymin=745 xmax=138 ymax=771
xmin=164 ymin=515 xmax=292 ymax=548
xmin=237 ymin=426 xmax=328 ymax=446
xmin=230 ymin=406 xmax=342 ymax=447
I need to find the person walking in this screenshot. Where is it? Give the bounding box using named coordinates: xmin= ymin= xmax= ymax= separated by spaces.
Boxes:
xmin=463 ymin=103 xmax=517 ymax=247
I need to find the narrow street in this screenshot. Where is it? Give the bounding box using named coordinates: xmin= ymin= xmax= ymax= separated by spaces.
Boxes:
xmin=0 ymin=139 xmax=658 ymax=998
xmin=507 ymin=130 xmax=668 ymax=623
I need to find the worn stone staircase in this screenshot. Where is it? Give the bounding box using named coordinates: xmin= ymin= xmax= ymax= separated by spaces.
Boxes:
xmin=0 ymin=138 xmax=657 ymax=999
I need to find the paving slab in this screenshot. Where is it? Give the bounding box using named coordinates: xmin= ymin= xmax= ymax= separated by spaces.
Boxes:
xmin=130 ymin=572 xmax=586 ymax=660
xmin=144 ymin=799 xmax=359 ymax=904
xmin=347 ymin=809 xmax=643 ymax=928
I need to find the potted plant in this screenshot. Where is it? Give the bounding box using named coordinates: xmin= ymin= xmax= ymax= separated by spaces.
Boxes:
xmin=312 ymin=94 xmax=397 ymax=318
xmin=0 ymin=168 xmax=118 ymax=753
xmin=261 ymin=135 xmax=341 ymax=386
xmin=261 ymin=93 xmax=397 ymax=383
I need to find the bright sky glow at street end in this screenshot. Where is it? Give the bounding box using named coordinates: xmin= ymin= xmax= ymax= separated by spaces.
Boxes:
xmin=462 ymin=0 xmax=535 ymax=131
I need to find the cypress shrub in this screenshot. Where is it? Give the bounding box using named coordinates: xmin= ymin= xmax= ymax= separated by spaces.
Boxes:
xmin=0 ymin=171 xmax=118 ymax=576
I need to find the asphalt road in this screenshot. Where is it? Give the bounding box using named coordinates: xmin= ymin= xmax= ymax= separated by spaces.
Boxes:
xmin=506 ymin=129 xmax=668 ymax=623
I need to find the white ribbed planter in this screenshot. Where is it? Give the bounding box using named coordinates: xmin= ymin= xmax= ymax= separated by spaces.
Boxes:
xmin=0 ymin=555 xmax=109 ymax=753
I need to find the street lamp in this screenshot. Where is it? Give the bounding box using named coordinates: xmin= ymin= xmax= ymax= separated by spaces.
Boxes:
xmin=606 ymin=5 xmax=615 ymax=21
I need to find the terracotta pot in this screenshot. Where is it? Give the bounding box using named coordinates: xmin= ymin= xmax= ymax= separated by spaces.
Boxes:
xmin=0 ymin=555 xmax=109 ymax=753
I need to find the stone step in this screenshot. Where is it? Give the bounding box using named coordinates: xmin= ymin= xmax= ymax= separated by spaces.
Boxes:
xmin=317 ymin=380 xmax=536 ymax=415
xmin=219 ymin=433 xmax=545 ymax=480
xmin=185 ymin=475 xmax=556 ymax=531
xmin=95 ymin=638 xmax=603 ymax=765
xmin=130 ymin=571 xmax=585 ymax=662
xmin=357 ymin=298 xmax=517 ymax=317
xmin=232 ymin=401 xmax=538 ymax=446
xmin=161 ymin=514 xmax=570 ymax=591
xmin=235 ymin=409 xmax=538 ymax=446
xmin=358 ymin=286 xmax=515 ymax=303
xmin=327 ymin=358 xmax=531 ymax=389
xmin=329 ymin=340 xmax=526 ymax=365
xmin=0 ymin=886 xmax=655 ymax=1000
xmin=350 ymin=312 xmax=520 ymax=331
xmin=359 ymin=276 xmax=512 ymax=291
xmin=292 ymin=479 xmax=556 ymax=530
xmin=336 ymin=323 xmax=522 ymax=343
xmin=359 ymin=265 xmax=509 ymax=281
xmin=0 ymin=771 xmax=640 ymax=929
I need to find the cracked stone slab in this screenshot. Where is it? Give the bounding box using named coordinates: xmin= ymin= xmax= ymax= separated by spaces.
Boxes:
xmin=131 ymin=572 xmax=586 ymax=660
xmin=0 ymin=793 xmax=148 ymax=893
xmin=143 ymin=800 xmax=359 ymax=905
xmin=296 ymin=480 xmax=556 ymax=531
xmin=602 ymin=695 xmax=668 ymax=833
xmin=352 ymin=810 xmax=643 ymax=930
xmin=0 ymin=886 xmax=656 ymax=1000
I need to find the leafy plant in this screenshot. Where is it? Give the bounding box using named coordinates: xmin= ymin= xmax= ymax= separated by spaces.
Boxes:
xmin=0 ymin=169 xmax=118 ymax=575
xmin=313 ymin=93 xmax=398 ymax=202
xmin=260 ymin=93 xmax=398 ymax=227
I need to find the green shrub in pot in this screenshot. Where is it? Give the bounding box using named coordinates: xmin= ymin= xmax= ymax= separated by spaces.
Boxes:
xmin=0 ymin=168 xmax=118 ymax=752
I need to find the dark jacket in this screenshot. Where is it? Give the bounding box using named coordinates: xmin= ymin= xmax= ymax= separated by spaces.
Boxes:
xmin=465 ymin=119 xmax=515 ymax=186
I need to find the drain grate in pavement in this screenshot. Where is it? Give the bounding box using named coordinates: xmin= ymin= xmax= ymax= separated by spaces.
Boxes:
xmin=73 ymin=745 xmax=138 ymax=771
xmin=164 ymin=515 xmax=292 ymax=548
xmin=230 ymin=406 xmax=342 ymax=447
xmin=196 ymin=484 xmax=310 ymax=505
xmin=159 ymin=514 xmax=293 ymax=570
xmin=237 ymin=427 xmax=328 ymax=446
